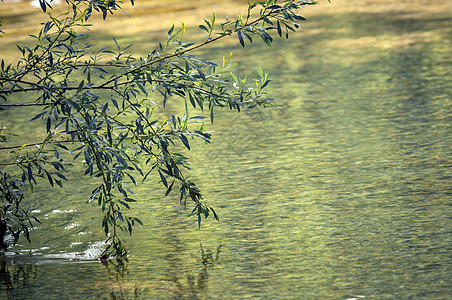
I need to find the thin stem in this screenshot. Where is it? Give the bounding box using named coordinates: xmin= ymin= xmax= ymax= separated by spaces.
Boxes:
xmin=12 ymin=19 xmax=68 ymax=82
xmin=97 ymin=9 xmax=275 ymax=89
xmin=0 ymin=139 xmax=73 ymax=151
xmin=0 ymin=103 xmax=49 ymax=107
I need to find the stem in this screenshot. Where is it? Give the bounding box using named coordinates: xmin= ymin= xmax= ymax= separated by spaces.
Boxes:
xmin=12 ymin=19 xmax=68 ymax=82
xmin=0 ymin=139 xmax=73 ymax=151
xmin=97 ymin=9 xmax=277 ymax=89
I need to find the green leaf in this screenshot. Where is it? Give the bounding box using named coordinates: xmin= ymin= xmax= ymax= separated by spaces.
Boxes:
xmin=30 ymin=111 xmax=46 ymax=121
xmin=179 ymin=134 xmax=190 ymax=150
xmin=46 ymin=117 xmax=51 ymax=132
xmin=210 ymin=105 xmax=215 ymax=123
xmin=167 ymin=24 xmax=174 ymax=39
xmin=27 ymin=164 xmax=33 ymax=182
xmin=46 ymin=172 xmax=54 ymax=187
xmin=55 ymin=179 xmax=63 ymax=188
xmin=194 ymin=65 xmax=206 ymax=81
xmin=43 ymin=21 xmax=52 ymax=34
xmin=165 ymin=181 xmax=174 ymax=196
xmin=204 ymin=19 xmax=211 ymax=30
xmin=113 ymin=37 xmax=120 ymax=50
xmin=189 ymin=93 xmax=196 ymax=108
xmin=237 ymin=30 xmax=245 ymax=47
xmin=136 ymin=82 xmax=148 ymax=95
xmin=77 ymin=80 xmax=85 ymax=93
xmin=158 ymin=170 xmax=168 ymax=187
xmin=261 ymin=79 xmax=271 ymax=89
xmin=210 ymin=206 xmax=219 ymax=221
xmin=127 ymin=219 xmax=132 ymax=234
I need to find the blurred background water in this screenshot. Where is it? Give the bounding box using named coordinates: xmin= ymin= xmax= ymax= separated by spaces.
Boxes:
xmin=0 ymin=0 xmax=451 ymax=299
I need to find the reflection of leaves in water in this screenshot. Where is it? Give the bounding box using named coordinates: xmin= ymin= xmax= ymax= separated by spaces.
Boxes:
xmin=0 ymin=257 xmax=38 ymax=298
xmin=99 ymin=243 xmax=222 ymax=299
xmin=187 ymin=243 xmax=222 ymax=292
xmin=101 ymin=258 xmax=142 ymax=300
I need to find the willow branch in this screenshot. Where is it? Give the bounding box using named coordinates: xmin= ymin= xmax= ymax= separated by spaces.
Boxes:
xmin=97 ymin=8 xmax=278 ymax=89
xmin=0 ymin=139 xmax=75 ymax=151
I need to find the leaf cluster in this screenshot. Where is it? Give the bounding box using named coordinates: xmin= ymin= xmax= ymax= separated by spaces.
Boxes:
xmin=0 ymin=0 xmax=314 ymax=257
xmin=0 ymin=171 xmax=41 ymax=249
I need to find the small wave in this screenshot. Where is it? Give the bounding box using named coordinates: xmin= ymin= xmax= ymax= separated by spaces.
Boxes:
xmin=3 ymin=241 xmax=106 ymax=265
xmin=52 ymin=209 xmax=77 ymax=214
xmin=64 ymin=223 xmax=79 ymax=230
xmin=41 ymin=241 xmax=105 ymax=261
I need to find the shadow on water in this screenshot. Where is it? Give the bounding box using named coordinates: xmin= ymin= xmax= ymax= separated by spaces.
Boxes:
xmin=0 ymin=255 xmax=38 ymax=299
xmin=0 ymin=242 xmax=222 ymax=299
xmin=156 ymin=234 xmax=222 ymax=299
xmin=0 ymin=259 xmax=31 ymax=296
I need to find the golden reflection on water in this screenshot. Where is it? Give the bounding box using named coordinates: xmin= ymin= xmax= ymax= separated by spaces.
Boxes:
xmin=0 ymin=0 xmax=451 ymax=299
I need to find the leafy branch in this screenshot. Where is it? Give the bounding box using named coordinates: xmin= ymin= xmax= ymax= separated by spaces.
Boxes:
xmin=0 ymin=0 xmax=315 ymax=258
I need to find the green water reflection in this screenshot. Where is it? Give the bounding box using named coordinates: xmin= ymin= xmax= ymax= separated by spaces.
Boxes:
xmin=1 ymin=2 xmax=451 ymax=299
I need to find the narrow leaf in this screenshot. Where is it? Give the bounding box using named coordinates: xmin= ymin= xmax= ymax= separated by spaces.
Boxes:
xmin=179 ymin=134 xmax=190 ymax=150
xmin=237 ymin=30 xmax=245 ymax=47
xmin=158 ymin=170 xmax=168 ymax=187
xmin=165 ymin=181 xmax=174 ymax=196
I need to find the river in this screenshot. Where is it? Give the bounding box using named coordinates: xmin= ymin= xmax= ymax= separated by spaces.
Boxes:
xmin=0 ymin=0 xmax=451 ymax=299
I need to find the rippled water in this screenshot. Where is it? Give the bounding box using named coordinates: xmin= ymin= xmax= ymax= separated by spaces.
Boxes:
xmin=1 ymin=1 xmax=451 ymax=299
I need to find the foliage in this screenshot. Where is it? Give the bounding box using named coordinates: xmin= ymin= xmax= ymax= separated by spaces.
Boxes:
xmin=0 ymin=0 xmax=316 ymax=258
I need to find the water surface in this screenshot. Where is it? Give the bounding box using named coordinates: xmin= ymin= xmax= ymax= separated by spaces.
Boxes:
xmin=0 ymin=1 xmax=451 ymax=299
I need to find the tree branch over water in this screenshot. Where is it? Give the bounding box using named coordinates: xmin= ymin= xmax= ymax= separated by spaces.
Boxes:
xmin=0 ymin=0 xmax=316 ymax=258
